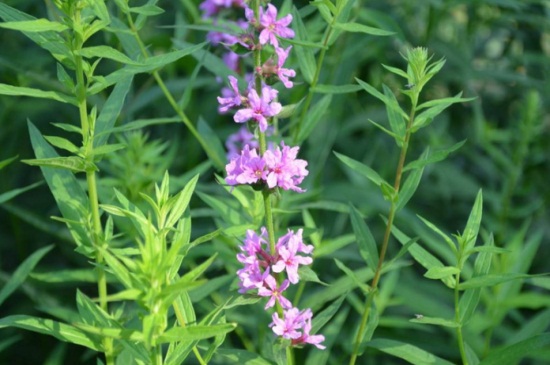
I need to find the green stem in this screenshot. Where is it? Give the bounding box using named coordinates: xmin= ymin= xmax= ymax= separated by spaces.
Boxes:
xmin=72 ymin=13 xmax=113 ymax=361
xmin=349 ymin=98 xmax=417 ymax=365
xmin=454 ymin=271 xmax=468 ymax=365
xmin=292 ymin=24 xmax=334 ymax=143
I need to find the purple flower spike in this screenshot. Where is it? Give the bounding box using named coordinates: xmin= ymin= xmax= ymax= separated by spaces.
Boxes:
xmin=259 ymin=4 xmax=295 ymax=47
xmin=258 ymin=275 xmax=292 ymax=309
xmin=234 ymin=86 xmax=281 ymax=132
xmin=275 ymin=46 xmax=296 ymax=88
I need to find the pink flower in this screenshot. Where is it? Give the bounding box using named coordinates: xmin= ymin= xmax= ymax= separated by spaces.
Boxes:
xmin=237 ymin=261 xmax=270 ymax=294
xmin=218 ymin=76 xmax=243 ymax=113
xmin=270 ymin=307 xmax=302 ymax=339
xmin=263 ymin=142 xmax=308 ymax=192
xmin=234 ymin=86 xmax=282 ymax=132
xmin=259 ymin=4 xmax=295 ymax=47
xmin=272 ymin=229 xmax=313 ymax=284
xmin=290 ymin=308 xmax=326 ymax=349
xmin=225 ymin=144 xmax=258 ymax=186
xmin=275 ymin=46 xmax=295 ymax=88
xmin=258 ymin=275 xmax=292 ymax=309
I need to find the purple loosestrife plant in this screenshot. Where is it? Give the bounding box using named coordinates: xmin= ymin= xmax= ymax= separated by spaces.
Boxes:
xmin=206 ymin=0 xmax=325 ymax=354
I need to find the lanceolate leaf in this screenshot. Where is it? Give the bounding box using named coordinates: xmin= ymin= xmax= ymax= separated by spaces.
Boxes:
xmin=479 ymin=334 xmax=550 ymax=365
xmin=0 ymin=245 xmax=53 ymax=306
xmin=22 ymin=156 xmax=97 ymax=173
xmin=459 ymin=235 xmax=493 ymax=324
xmin=367 ymin=338 xmax=454 ymax=365
xmin=297 ymin=94 xmax=332 ymax=143
xmin=383 ymin=84 xmax=406 ymax=145
xmin=0 ymin=19 xmax=68 ymax=32
xmin=291 ymin=6 xmax=316 ymax=84
xmin=413 ymin=93 xmax=475 ymax=131
xmin=457 ymin=273 xmax=539 ymax=290
xmin=410 ymin=316 xmax=459 ymax=328
xmin=0 ymin=315 xmax=101 ymax=350
xmin=396 ymin=149 xmax=428 ymax=212
xmin=333 ymin=22 xmax=394 ymax=36
xmin=462 ymin=190 xmax=483 ymax=252
xmin=28 ymin=122 xmax=91 ymax=249
xmin=349 ymin=204 xmax=379 ymax=270
xmin=0 ymin=3 xmax=72 ymax=64
xmin=403 ymin=140 xmax=466 ymax=172
xmin=0 ymin=84 xmax=76 ymax=105
xmin=312 ymin=84 xmax=363 ymax=94
xmin=334 ymin=152 xmax=385 ymax=187
xmin=94 ymin=75 xmax=133 ymax=148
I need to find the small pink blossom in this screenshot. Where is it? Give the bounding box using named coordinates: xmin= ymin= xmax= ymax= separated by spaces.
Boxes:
xmin=218 ymin=75 xmax=244 ymax=113
xmin=272 ymin=228 xmax=313 ymax=284
xmin=234 ymin=86 xmax=281 ymax=132
xmin=259 ymin=4 xmax=295 ymax=47
xmin=270 ymin=307 xmax=302 ymax=339
xmin=263 ymin=142 xmax=309 ymax=192
xmin=258 ymin=275 xmax=292 ymax=309
xmin=275 ymin=46 xmax=296 ymax=88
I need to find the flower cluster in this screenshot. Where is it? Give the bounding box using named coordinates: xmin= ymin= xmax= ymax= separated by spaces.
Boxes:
xmin=225 ymin=142 xmax=308 ymax=192
xmin=201 ymin=0 xmax=324 ymax=349
xmin=237 ymin=228 xmax=325 ymax=349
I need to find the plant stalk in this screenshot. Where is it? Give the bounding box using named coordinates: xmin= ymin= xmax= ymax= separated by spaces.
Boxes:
xmin=349 ymin=97 xmax=417 ymax=365
xmin=454 ymin=271 xmax=468 ymax=365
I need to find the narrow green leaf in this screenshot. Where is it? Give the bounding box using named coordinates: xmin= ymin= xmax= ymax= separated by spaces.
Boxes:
xmin=22 ymin=156 xmax=97 ymax=173
xmin=88 ymin=44 xmax=206 ymax=94
xmin=459 ymin=235 xmax=493 ymax=324
xmin=79 ymin=46 xmax=138 ymax=64
xmin=462 ymin=189 xmax=483 ymax=252
xmin=312 ymin=84 xmax=363 ymax=94
xmin=458 ymin=273 xmax=538 ymax=290
xmin=165 ymin=174 xmax=199 ymax=228
xmin=0 ymin=181 xmax=43 ymax=205
xmin=297 ymin=94 xmax=332 ymax=143
xmin=417 ymin=214 xmax=456 ymax=254
xmin=298 ymin=265 xmax=329 ymax=286
xmin=0 ymin=245 xmax=53 ymax=306
xmin=28 ymin=122 xmax=90 ymax=248
xmin=333 ymin=22 xmax=394 ymax=36
xmin=0 ymin=83 xmax=76 ymax=104
xmin=0 ymin=19 xmax=68 ymax=32
xmin=334 ymin=258 xmax=370 ymax=294
xmin=0 ymin=4 xmax=72 ymax=65
xmin=367 ymin=338 xmax=455 ymax=364
xmin=311 ymin=295 xmax=346 ymax=333
xmin=334 ymin=152 xmax=385 ymax=186
xmin=390 ymin=223 xmax=456 ymax=288
xmin=355 ymin=78 xmax=408 ymax=121
xmin=396 ymin=149 xmax=427 ymax=211
xmin=410 ymin=316 xmax=459 ymax=328
xmin=43 ymin=136 xmax=79 ymax=154
xmin=413 ymin=93 xmax=475 ymax=131
xmin=404 ymin=140 xmax=466 ymax=172
xmin=479 ymin=334 xmax=550 ymax=365
xmin=424 ymin=266 xmax=460 ymax=280
xmin=291 ymin=6 xmax=316 ymax=84
xmin=197 ymin=117 xmax=226 ymax=170
xmin=0 ymin=315 xmax=101 ymax=350
xmin=159 ymin=324 xmax=236 ymax=343
xmin=0 ymin=155 xmax=18 ymax=170
xmin=349 ymin=205 xmax=378 ymax=269
xmin=381 ymin=64 xmax=409 ymax=80
xmin=383 ymin=84 xmax=406 ymax=145
xmin=180 ymin=254 xmax=218 ymax=283
xmin=30 ymin=269 xmax=97 ymax=283
xmin=129 ymin=5 xmax=164 ymax=16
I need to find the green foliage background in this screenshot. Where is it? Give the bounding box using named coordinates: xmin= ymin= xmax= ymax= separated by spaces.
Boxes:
xmin=0 ymin=0 xmax=548 ymax=364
